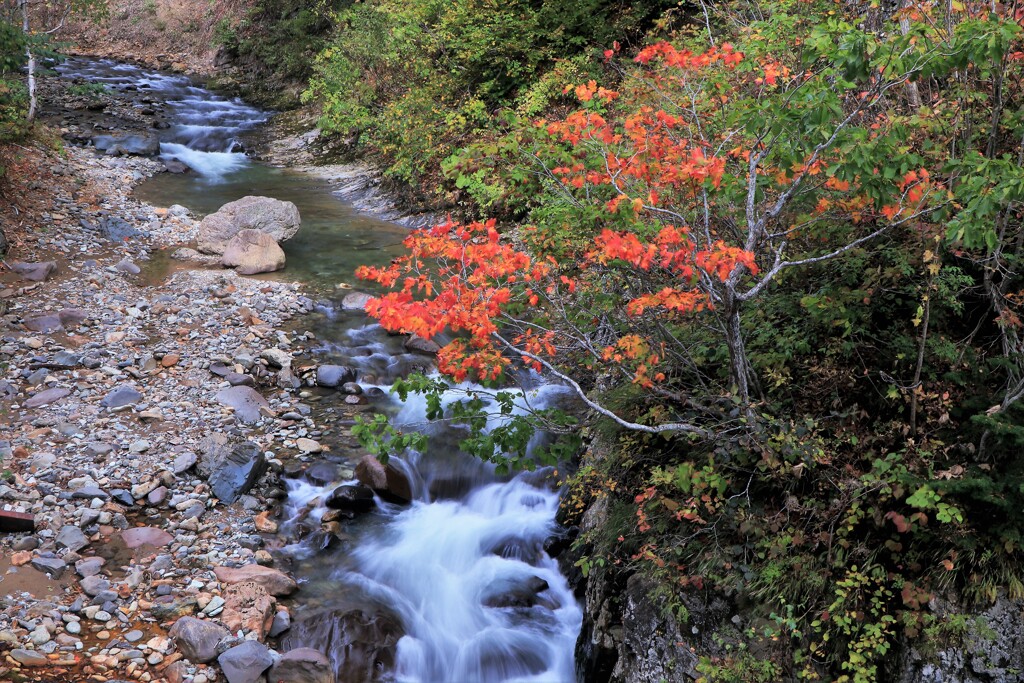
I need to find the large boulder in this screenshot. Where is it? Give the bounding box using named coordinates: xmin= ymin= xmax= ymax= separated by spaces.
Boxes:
xmin=324 ymin=484 xmax=375 ymax=513
xmin=9 ymin=261 xmax=57 ymax=282
xmin=168 ymin=616 xmax=230 ymax=664
xmin=315 ymin=364 xmax=356 ymax=388
xmin=269 ymin=648 xmax=334 ymax=683
xmin=221 ymin=229 xmax=287 ymax=275
xmin=197 ymin=196 xmax=301 ymax=254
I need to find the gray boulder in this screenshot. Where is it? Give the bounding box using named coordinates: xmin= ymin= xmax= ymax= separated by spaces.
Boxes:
xmin=218 ymin=640 xmax=273 ymax=683
xmin=196 ymin=196 xmax=301 ymax=254
xmin=168 ymin=616 xmax=230 ymax=664
xmin=221 ymin=229 xmax=287 ymax=275
xmin=209 ymin=442 xmax=267 ymax=504
xmin=316 ymin=365 xmax=356 ymax=388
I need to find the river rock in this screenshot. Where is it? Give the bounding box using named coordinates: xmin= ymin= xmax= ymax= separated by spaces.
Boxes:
xmin=269 ymin=648 xmax=333 ymax=683
xmin=23 ymin=315 xmax=63 ymax=333
xmin=325 ymin=484 xmax=375 ymax=513
xmin=405 ymin=334 xmax=441 ymax=355
xmin=355 ymin=455 xmax=412 ymax=504
xmin=121 ymin=526 xmax=174 ymax=549
xmin=220 ymin=581 xmax=276 ymax=640
xmin=209 ymin=442 xmax=267 ymax=503
xmin=213 ymin=564 xmax=298 ymax=597
xmin=9 ymin=261 xmax=57 ymax=282
xmin=101 ymin=384 xmax=143 ymax=409
xmin=341 ymin=291 xmax=373 ymax=311
xmin=168 ymin=616 xmax=230 ymax=664
xmin=221 ymin=229 xmax=287 ymax=275
xmin=24 ymin=387 xmax=70 ymax=408
xmin=218 ymin=640 xmax=274 ymax=683
xmin=56 ymin=525 xmax=90 ymax=552
xmin=316 ymin=364 xmax=355 ymax=388
xmin=92 ymin=132 xmax=161 ymax=156
xmin=10 ymin=649 xmax=48 ymax=667
xmin=215 ymin=386 xmax=270 ymax=424
xmin=196 ymin=196 xmax=301 ymax=254
xmin=30 ymin=556 xmax=66 ymax=577
xmin=164 ymin=158 xmax=192 ymax=174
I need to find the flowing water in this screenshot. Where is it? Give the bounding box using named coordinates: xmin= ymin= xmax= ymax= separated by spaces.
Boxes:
xmin=57 ymin=57 xmax=581 ymax=683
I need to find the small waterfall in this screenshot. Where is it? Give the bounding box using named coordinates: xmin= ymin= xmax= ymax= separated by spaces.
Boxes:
xmin=56 ymin=57 xmax=268 ymax=179
xmin=281 ymin=324 xmax=582 ymax=682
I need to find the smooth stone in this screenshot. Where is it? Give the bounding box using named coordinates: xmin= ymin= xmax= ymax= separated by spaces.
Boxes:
xmin=121 ymin=526 xmax=174 ymax=549
xmin=101 ymin=384 xmax=142 ymax=409
xmin=24 ymin=387 xmax=71 ymax=408
xmin=215 ymin=386 xmax=270 ymax=424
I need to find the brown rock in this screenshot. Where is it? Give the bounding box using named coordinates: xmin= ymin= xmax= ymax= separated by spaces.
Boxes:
xmin=220 ymin=581 xmax=276 ymax=640
xmin=161 ymin=353 xmax=180 ymax=367
xmin=254 ymin=511 xmax=278 ymax=534
xmin=121 ymin=526 xmax=175 ymax=549
xmin=10 ymin=550 xmax=32 ymax=566
xmin=213 ymin=564 xmax=297 ymax=596
xmin=221 ymin=229 xmax=286 ymax=275
xmin=355 ymin=454 xmax=413 ymax=504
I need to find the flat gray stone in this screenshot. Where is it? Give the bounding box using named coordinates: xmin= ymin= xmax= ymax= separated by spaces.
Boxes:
xmin=101 ymin=384 xmax=142 ymax=409
xmin=55 ymin=525 xmax=90 ymax=552
xmin=218 ymin=640 xmax=273 ymax=683
xmin=24 ymin=388 xmax=70 ymax=408
xmin=215 ymin=386 xmax=270 ymax=424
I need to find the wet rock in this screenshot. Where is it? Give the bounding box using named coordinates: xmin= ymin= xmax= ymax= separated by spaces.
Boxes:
xmin=220 ymin=581 xmax=276 ymax=640
xmin=341 ymin=291 xmax=373 ymax=311
xmin=24 ymin=387 xmax=70 ymax=408
xmin=164 ymin=158 xmax=192 ymax=174
xmin=215 ymin=386 xmax=271 ymax=424
xmin=150 ymin=596 xmax=198 ymax=620
xmin=101 ymin=384 xmax=143 ymax=409
xmin=269 ymin=648 xmax=334 ymax=683
xmin=355 ymin=454 xmax=412 ymax=504
xmin=325 ymin=484 xmax=375 ymax=513
xmin=197 ymin=196 xmax=301 ymax=255
xmin=209 ymin=442 xmax=267 ymax=504
xmin=121 ymin=526 xmax=174 ymax=548
xmin=171 ymin=247 xmax=221 ymax=265
xmin=218 ymin=640 xmax=274 ymax=683
xmin=270 ymin=609 xmax=291 ymax=638
xmin=316 ymin=364 xmax=356 ymax=388
xmin=213 ymin=564 xmax=298 ymax=597
xmin=221 ymin=229 xmax=287 ymax=275
xmin=9 ymin=261 xmax=57 ymax=282
xmin=99 ymin=215 xmax=142 ymax=241
xmin=405 ymin=334 xmax=441 ymax=355
xmin=92 ymin=132 xmax=160 ymax=156
xmin=482 ymin=576 xmax=551 ymax=609
xmin=168 ymin=616 xmax=230 ymax=664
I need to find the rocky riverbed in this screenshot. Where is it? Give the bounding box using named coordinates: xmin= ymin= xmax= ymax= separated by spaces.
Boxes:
xmin=0 ymin=91 xmax=347 ymax=683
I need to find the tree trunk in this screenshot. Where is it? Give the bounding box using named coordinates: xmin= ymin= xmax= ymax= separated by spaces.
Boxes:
xmin=20 ymin=0 xmax=36 ymax=124
xmin=724 ymin=297 xmax=751 ymax=407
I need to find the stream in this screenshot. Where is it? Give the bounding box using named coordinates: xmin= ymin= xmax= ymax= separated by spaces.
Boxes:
xmin=56 ymin=57 xmax=582 ymax=683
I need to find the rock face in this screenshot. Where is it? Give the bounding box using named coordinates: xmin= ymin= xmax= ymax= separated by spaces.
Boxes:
xmin=197 ymin=196 xmax=301 ymax=254
xmin=898 ymin=592 xmax=1024 ymax=683
xmin=221 ymin=229 xmax=287 ymax=275
xmin=168 ymin=616 xmax=230 ymax=664
xmin=269 ymin=648 xmax=334 ymax=683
